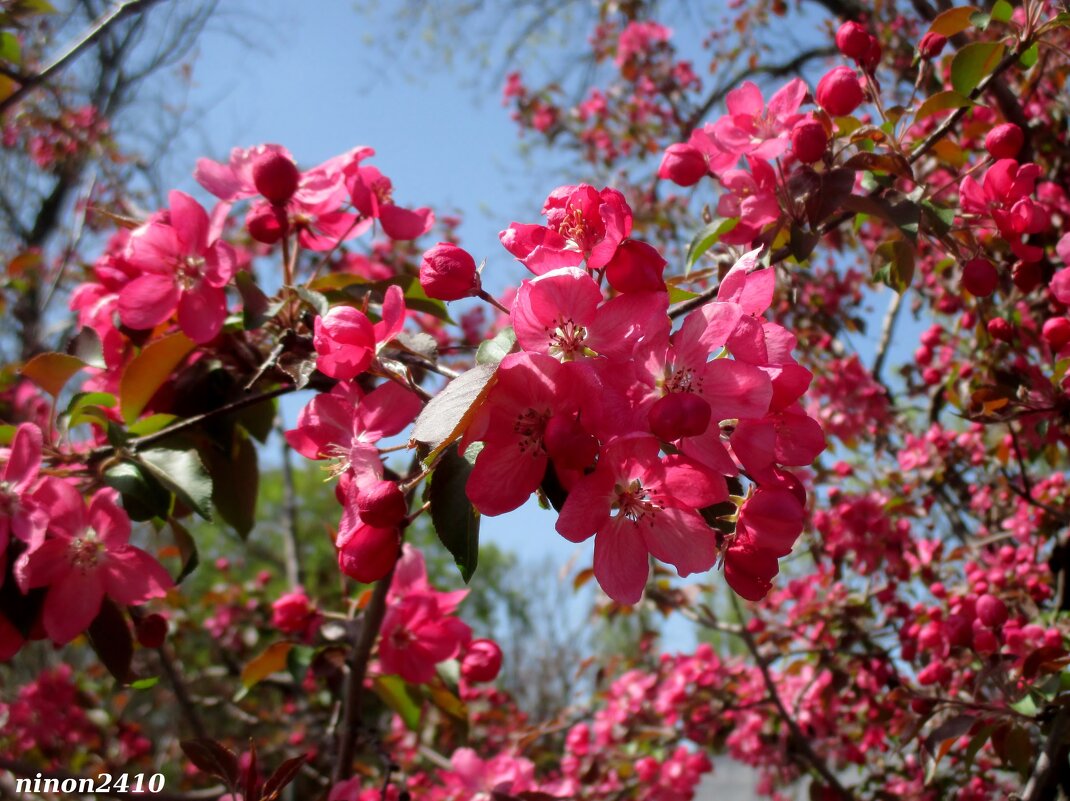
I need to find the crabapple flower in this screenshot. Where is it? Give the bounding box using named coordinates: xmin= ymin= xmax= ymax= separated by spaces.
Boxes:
xmin=723 ymin=487 xmax=805 ymax=601
xmin=336 ymin=475 xmax=401 ymax=584
xmin=461 ymin=638 xmax=503 ymax=683
xmin=378 ymin=590 xmax=471 ymax=684
xmin=285 ymin=378 xmax=422 ymax=484
xmin=0 ymin=423 xmax=49 ymax=577
xmin=815 ymin=66 xmax=864 ymax=117
xmin=716 ymin=157 xmax=781 ymax=244
xmin=960 ymin=159 xmax=1048 ymax=262
xmin=709 ymin=78 xmax=807 ymax=161
xmin=556 ymin=437 xmax=724 ymax=604
xmin=440 ymin=749 xmax=537 ymax=800
xmin=16 ymin=488 xmax=173 ymax=645
xmin=117 ymin=190 xmax=237 ymax=344
xmin=271 ymin=589 xmax=320 ymax=638
xmin=347 ymin=165 xmax=434 ymax=241
xmin=499 ymin=184 xmax=632 ymax=274
xmin=466 ymin=352 xmax=590 ymax=516
xmin=419 ymin=242 xmax=480 ymax=300
xmin=312 ymin=285 xmax=408 ymax=380
xmin=511 ymin=267 xmax=668 ymax=363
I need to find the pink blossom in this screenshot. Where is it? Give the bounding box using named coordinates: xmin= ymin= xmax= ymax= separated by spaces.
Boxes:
xmin=440 ymin=748 xmax=536 ymax=799
xmin=500 ymin=184 xmax=632 ymax=274
xmin=709 ymin=78 xmax=808 ymax=161
xmin=723 ymin=488 xmax=805 ymax=601
xmin=960 ymin=159 xmax=1048 ymax=262
xmin=117 ymin=190 xmax=237 ymax=343
xmin=312 ymin=284 xmax=408 ymax=380
xmin=0 ymin=424 xmax=49 ymax=578
xmin=347 ymin=165 xmax=434 ymax=241
xmin=556 ymin=437 xmax=724 ymax=604
xmin=378 ymin=592 xmax=471 ymax=684
xmin=16 ymin=488 xmax=173 ymax=644
xmin=716 ymin=157 xmax=782 ymax=243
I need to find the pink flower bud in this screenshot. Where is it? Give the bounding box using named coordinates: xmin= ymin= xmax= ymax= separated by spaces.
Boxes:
xmin=246 ymin=202 xmax=289 ymax=244
xmin=313 ymin=306 xmax=376 ymax=380
xmin=790 ymin=118 xmax=828 ymax=164
xmin=976 ymin=593 xmax=1008 ymax=628
xmin=544 ymin=414 xmax=599 ymax=470
xmin=657 ymin=142 xmax=707 ymax=187
xmin=253 ymin=152 xmax=300 ymax=204
xmin=1012 ymin=260 xmax=1042 ymax=292
xmin=419 ymin=242 xmax=480 ymax=301
xmin=271 ymin=590 xmax=317 ymax=635
xmin=648 ymin=392 xmax=712 ymax=442
xmin=835 ymin=21 xmax=871 ymax=61
xmin=604 ymin=239 xmax=667 ymax=293
xmin=355 ymin=480 xmax=408 ymax=529
xmin=1042 ymin=317 xmax=1070 ymax=350
xmin=816 ymin=66 xmax=865 ymax=117
xmin=985 ymin=123 xmax=1024 ymax=160
xmin=918 ymin=31 xmax=948 ymax=59
xmin=860 ymin=35 xmax=882 ymax=71
xmin=962 ymin=258 xmax=998 ymax=297
xmin=337 ymin=524 xmax=399 ymax=584
xmin=461 ymin=638 xmax=503 ymax=683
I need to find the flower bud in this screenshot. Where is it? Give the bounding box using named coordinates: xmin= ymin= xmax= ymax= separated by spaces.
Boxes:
xmin=918 ymin=31 xmax=948 ymax=59
xmin=657 ymin=142 xmax=707 ymax=187
xmin=648 ymin=392 xmax=712 ymax=442
xmin=136 ymin=614 xmax=168 ymax=649
xmin=356 ymin=480 xmax=408 ymax=528
xmin=604 ymin=239 xmax=667 ymax=294
xmin=246 ymin=202 xmax=289 ymax=244
xmin=313 ymin=306 xmax=376 ymax=380
xmin=461 ymin=638 xmax=503 ymax=683
xmin=1012 ymin=261 xmax=1042 ymax=292
xmin=790 ymin=118 xmax=828 ymax=164
xmin=337 ymin=524 xmax=399 ymax=584
xmin=962 ymin=258 xmax=997 ymax=297
xmin=835 ymin=21 xmax=871 ymax=61
xmin=860 ymin=35 xmax=882 ymax=71
xmin=1042 ymin=317 xmax=1070 ymax=350
xmin=816 ymin=66 xmax=865 ymax=117
xmin=976 ymin=593 xmax=1008 ymax=628
xmin=419 ymin=242 xmax=480 ymax=301
xmin=985 ymin=123 xmax=1024 ymax=160
xmin=253 ymin=152 xmax=300 ymax=204
xmin=271 ymin=590 xmax=317 ymax=635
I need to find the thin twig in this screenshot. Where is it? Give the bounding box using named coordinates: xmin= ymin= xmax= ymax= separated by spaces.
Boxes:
xmin=157 ymin=642 xmax=208 ymax=740
xmin=0 ymin=0 xmax=163 ymax=117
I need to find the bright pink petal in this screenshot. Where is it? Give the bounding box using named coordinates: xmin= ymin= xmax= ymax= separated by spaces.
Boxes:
xmin=357 ymin=381 xmax=423 ymax=439
xmin=593 ymin=518 xmax=650 ymax=605
xmin=4 ymin=423 xmax=42 ymax=489
xmin=725 ymin=81 xmax=763 ymax=117
xmin=703 ymin=359 xmax=772 ymax=420
xmin=380 ymin=204 xmax=434 ymax=241
xmin=118 ymin=274 xmax=180 ymax=330
xmin=643 ymin=507 xmax=718 ymax=576
xmin=555 ymin=468 xmax=615 ymax=543
xmin=87 ymin=492 xmax=130 ymax=547
xmin=15 ymin=538 xmax=69 ymax=591
xmin=103 ymin=546 xmax=174 ymax=604
xmin=178 ymin=284 xmax=227 ymax=344
xmin=467 ymin=441 xmax=546 ymax=517
xmin=169 ymin=190 xmax=209 ymax=254
xmin=373 ymin=284 xmax=406 ymax=344
xmin=194 ymin=157 xmax=243 ymax=201
xmin=44 ymin=567 xmax=105 ymax=644
xmin=500 ymin=224 xmax=582 ymax=275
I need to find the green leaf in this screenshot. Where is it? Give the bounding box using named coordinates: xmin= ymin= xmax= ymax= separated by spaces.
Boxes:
xmin=475 ymin=326 xmax=517 ymax=366
xmin=120 ymin=332 xmax=196 ymax=424
xmin=208 ymin=429 xmax=259 ymax=538
xmin=286 ymin=645 xmax=315 ymax=685
xmin=138 ymin=447 xmax=213 ymax=519
xmin=373 ymin=675 xmax=422 ymax=731
xmin=293 ymin=285 xmax=329 ymax=317
xmin=240 ymin=642 xmax=294 ymax=690
xmin=667 ymin=286 xmax=699 ymax=304
xmin=685 ymin=218 xmax=738 ymax=273
xmin=0 ymin=31 xmax=21 ymax=65
xmin=130 ymin=676 xmax=160 ymax=690
xmin=951 ymin=41 xmax=1006 ymax=96
xmin=872 ymin=240 xmax=915 ymax=293
xmin=235 ymin=272 xmax=282 ymax=330
xmin=1019 ymin=41 xmax=1039 ymax=68
xmin=412 ymin=363 xmax=497 ymax=461
xmin=427 ymin=443 xmax=481 ymax=582
xmin=103 ymin=461 xmax=171 ymax=522
xmin=64 ymin=391 xmax=116 ymax=428
xmin=170 ymin=518 xmax=200 ymax=583
xmin=921 ymin=200 xmax=957 ymax=236
xmin=128 ymin=413 xmax=178 ymax=437
xmin=991 ymin=0 xmax=1013 ymax=23
xmin=915 ymin=90 xmax=978 ymax=122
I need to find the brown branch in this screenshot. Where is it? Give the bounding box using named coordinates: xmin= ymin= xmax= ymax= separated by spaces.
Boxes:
xmin=1021 ymin=706 xmax=1070 ymax=801
xmin=0 ymin=0 xmax=163 ymax=117
xmin=870 ymin=288 xmax=903 ymax=382
xmin=157 ymin=641 xmax=209 ymax=740
xmin=86 ymin=385 xmax=295 ymax=460
xmin=332 ymin=566 xmax=397 ymax=783
xmin=733 ymin=599 xmax=857 ymax=800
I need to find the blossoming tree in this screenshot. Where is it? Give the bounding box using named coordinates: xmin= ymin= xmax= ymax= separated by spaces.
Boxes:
xmin=3 ymin=1 xmax=1070 ymax=800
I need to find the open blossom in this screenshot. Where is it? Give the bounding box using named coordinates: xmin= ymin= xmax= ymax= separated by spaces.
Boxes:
xmin=439 ymin=748 xmax=537 ymax=800
xmin=347 ymin=165 xmax=434 ymax=241
xmin=716 ymin=157 xmax=781 ymax=244
xmin=0 ymin=424 xmax=49 ymax=580
xmin=312 ymin=284 xmax=407 ymax=380
xmin=500 ymin=184 xmax=632 ymax=274
xmin=709 ymin=78 xmax=807 ymax=161
xmin=15 ymin=487 xmax=173 ymax=644
xmin=723 ymin=488 xmax=806 ymax=601
xmin=117 ymin=190 xmax=237 ymax=343
xmin=960 ymin=159 xmax=1048 ymax=262
xmin=556 ymin=437 xmax=724 ymax=604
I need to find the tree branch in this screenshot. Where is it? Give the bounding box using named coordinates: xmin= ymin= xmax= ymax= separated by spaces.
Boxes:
xmin=0 ymin=0 xmax=163 ymax=117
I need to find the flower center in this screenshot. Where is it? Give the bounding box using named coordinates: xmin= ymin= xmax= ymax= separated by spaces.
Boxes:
xmin=321 ymin=443 xmax=351 ymax=480
xmin=558 ymin=206 xmax=596 ymax=253
xmin=612 ymin=478 xmax=660 ymax=525
xmin=663 ymin=365 xmax=700 ymax=394
xmin=68 ymin=528 xmax=105 ymax=572
xmin=372 ymin=177 xmax=394 ymax=206
xmin=546 ymin=318 xmax=589 ymax=361
xmin=177 ymin=255 xmax=205 ymax=290
xmin=513 ymin=408 xmax=550 ymax=455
